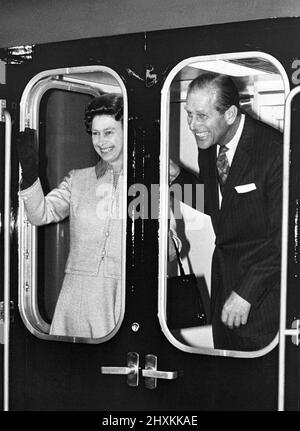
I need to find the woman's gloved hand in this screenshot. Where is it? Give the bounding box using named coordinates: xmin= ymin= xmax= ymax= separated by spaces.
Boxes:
xmin=16 ymin=128 xmax=39 ymax=190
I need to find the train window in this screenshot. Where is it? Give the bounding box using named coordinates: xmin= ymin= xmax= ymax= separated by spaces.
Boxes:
xmin=18 ymin=66 xmax=127 ymax=343
xmin=159 ymin=52 xmax=289 ymax=357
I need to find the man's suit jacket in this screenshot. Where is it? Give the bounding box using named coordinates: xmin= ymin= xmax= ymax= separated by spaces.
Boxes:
xmin=175 ymin=113 xmax=283 ymax=350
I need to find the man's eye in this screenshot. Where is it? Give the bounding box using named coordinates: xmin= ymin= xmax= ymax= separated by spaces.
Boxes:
xmin=104 ymin=130 xmax=113 ymax=137
xmin=92 ymin=131 xmax=100 ymax=136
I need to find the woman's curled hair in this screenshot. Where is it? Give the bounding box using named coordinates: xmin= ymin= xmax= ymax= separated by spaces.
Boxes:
xmin=84 ymin=93 xmax=123 ymax=133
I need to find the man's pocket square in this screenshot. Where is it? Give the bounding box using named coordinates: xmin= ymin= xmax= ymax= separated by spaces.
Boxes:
xmin=235 ymin=183 xmax=257 ymax=193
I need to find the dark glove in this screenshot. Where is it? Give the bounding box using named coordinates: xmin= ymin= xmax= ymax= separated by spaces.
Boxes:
xmin=16 ymin=128 xmax=39 ymax=190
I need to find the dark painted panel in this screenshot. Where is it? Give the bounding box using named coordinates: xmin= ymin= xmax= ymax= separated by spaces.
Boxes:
xmin=2 ymin=17 xmax=300 ymax=411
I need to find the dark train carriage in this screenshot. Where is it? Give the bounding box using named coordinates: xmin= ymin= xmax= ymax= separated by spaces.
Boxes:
xmin=1 ymin=16 xmax=300 ymax=411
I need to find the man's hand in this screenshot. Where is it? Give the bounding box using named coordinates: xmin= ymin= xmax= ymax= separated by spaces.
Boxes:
xmin=221 ymin=291 xmax=251 ymax=328
xmin=169 ymin=159 xmax=180 ymax=184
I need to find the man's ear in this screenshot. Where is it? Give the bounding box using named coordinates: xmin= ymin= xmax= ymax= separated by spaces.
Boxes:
xmin=224 ymin=105 xmax=238 ymax=125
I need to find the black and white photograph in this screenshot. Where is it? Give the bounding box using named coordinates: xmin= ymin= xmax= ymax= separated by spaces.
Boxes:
xmin=1 ymin=0 xmax=300 ymax=418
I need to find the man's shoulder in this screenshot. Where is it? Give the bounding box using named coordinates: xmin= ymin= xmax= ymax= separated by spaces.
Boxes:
xmin=243 ymin=113 xmax=283 ymax=161
xmin=245 ymin=112 xmax=282 ymax=142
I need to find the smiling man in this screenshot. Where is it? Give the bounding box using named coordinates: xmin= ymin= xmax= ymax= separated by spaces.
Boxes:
xmin=172 ymin=73 xmax=283 ymax=351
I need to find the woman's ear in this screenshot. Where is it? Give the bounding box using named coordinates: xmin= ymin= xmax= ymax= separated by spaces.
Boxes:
xmin=224 ymin=105 xmax=238 ymax=125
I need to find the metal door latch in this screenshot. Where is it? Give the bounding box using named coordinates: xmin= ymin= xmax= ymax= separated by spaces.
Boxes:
xmin=100 ymin=352 xmax=178 ymax=389
xmin=100 ymin=352 xmax=140 ymax=387
xmin=142 ymin=354 xmax=178 ymax=389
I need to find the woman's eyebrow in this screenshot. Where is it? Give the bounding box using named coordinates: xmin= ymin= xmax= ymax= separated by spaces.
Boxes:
xmin=92 ymin=126 xmax=116 ymax=132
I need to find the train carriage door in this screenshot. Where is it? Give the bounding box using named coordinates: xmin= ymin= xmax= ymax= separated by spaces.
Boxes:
xmin=14 ymin=54 xmax=286 ymax=411
xmin=4 ymin=19 xmax=300 ymax=412
xmin=18 ymin=66 xmax=128 ymax=345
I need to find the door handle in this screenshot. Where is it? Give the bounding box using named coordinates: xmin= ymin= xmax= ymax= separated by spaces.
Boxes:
xmin=142 ymin=354 xmax=178 ymax=389
xmin=100 ymin=352 xmax=178 ymax=389
xmin=100 ymin=352 xmax=139 ymax=387
xmin=101 ymin=366 xmax=132 ymax=375
xmin=142 ymin=369 xmax=178 ymax=379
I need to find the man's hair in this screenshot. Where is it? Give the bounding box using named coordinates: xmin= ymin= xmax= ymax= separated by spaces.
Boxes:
xmin=84 ymin=92 xmax=123 ymax=133
xmin=187 ymin=73 xmax=240 ymax=114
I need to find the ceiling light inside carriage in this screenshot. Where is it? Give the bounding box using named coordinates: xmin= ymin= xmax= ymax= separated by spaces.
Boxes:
xmin=189 ymin=60 xmax=270 ymax=76
xmin=61 ymin=75 xmax=122 ymax=93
